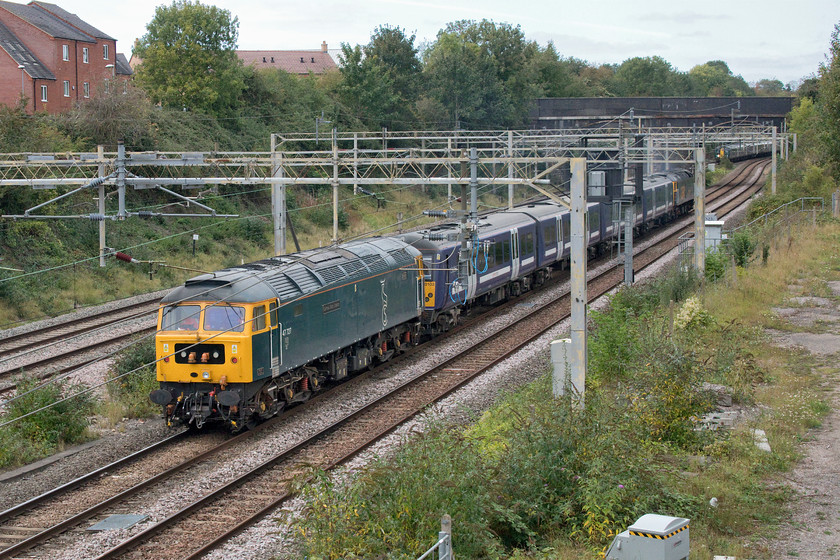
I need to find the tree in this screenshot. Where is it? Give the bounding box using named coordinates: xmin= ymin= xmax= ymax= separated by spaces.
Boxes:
xmin=66 ymin=83 xmax=153 ymax=149
xmin=817 ymin=23 xmax=840 ymax=174
xmin=610 ymin=56 xmax=685 ymax=96
xmin=688 ymin=60 xmax=752 ymax=96
xmin=421 ymin=20 xmax=541 ymax=128
xmin=753 ymin=78 xmax=788 ymax=96
xmin=337 ymin=26 xmax=421 ymax=129
xmin=133 ymin=0 xmax=245 ymax=116
xmin=421 ymin=26 xmax=508 ymax=128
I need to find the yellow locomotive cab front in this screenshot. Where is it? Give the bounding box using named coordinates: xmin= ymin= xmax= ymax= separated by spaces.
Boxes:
xmin=156 ymin=303 xmax=252 ymax=385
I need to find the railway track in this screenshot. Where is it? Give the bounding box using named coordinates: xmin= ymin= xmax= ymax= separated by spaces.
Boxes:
xmin=0 ymin=159 xmax=768 ymax=560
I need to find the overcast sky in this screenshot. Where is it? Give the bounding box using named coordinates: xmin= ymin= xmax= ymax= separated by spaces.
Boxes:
xmin=57 ymin=0 xmax=839 ymax=85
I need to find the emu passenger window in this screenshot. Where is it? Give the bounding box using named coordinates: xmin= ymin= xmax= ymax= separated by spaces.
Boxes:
xmin=562 ymin=219 xmax=570 ymax=246
xmin=590 ymin=210 xmax=600 ymax=233
xmin=544 ymin=224 xmax=557 ymax=246
xmin=522 ymin=232 xmax=534 ymax=256
xmin=493 ymin=239 xmax=511 ymax=264
xmin=253 ymin=304 xmax=267 ymax=331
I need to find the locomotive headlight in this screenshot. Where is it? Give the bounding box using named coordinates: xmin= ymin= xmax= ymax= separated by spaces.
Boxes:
xmin=212 ymin=351 xmax=220 ymax=359
xmin=202 ymin=371 xmax=210 ymax=379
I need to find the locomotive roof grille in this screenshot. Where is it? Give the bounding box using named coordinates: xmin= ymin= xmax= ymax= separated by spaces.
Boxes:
xmin=388 ymin=248 xmax=415 ymax=267
xmin=341 ymin=260 xmax=366 ymax=277
xmin=316 ymin=265 xmax=347 ymax=285
xmin=361 ymin=254 xmax=390 ymax=274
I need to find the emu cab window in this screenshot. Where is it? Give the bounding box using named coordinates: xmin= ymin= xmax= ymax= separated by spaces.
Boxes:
xmin=204 ymin=305 xmax=245 ymax=332
xmin=161 ymin=305 xmax=200 ymax=331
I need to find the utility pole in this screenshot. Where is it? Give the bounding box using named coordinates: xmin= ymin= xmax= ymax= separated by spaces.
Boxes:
xmin=569 ymin=157 xmax=587 ymax=408
xmin=693 ymin=147 xmax=706 ymax=273
xmin=771 ymin=126 xmax=777 ymax=195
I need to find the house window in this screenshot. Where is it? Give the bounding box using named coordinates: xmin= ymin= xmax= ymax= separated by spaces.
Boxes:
xmin=62 ymin=44 xmax=69 ymax=61
xmin=83 ymin=82 xmax=90 ymax=98
xmin=103 ymin=44 xmax=109 ymax=60
xmin=40 ymin=85 xmax=47 ymax=102
xmin=63 ymin=80 xmax=70 ymax=97
xmin=83 ymin=47 xmax=89 ymax=63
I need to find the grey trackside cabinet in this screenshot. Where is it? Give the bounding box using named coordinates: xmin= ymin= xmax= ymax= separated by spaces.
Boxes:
xmin=605 ymin=514 xmax=689 ymax=560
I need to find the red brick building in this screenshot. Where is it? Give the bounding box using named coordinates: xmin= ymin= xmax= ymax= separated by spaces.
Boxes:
xmin=0 ymin=1 xmax=131 ymax=114
xmin=237 ymin=41 xmax=339 ymax=75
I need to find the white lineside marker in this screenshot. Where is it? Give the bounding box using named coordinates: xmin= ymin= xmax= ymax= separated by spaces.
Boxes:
xmin=753 ymin=429 xmax=771 ymax=452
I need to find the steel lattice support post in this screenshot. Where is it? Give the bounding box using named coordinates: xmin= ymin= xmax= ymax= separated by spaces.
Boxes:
xmin=332 ymin=128 xmax=339 ymax=245
xmin=270 ymin=134 xmax=286 ymax=256
xmin=116 ymin=141 xmax=126 ymax=220
xmin=693 ymin=147 xmax=706 ymax=273
xmin=97 ymin=145 xmax=106 ymax=267
xmin=569 ymin=157 xmax=587 ymax=408
xmin=771 ymin=126 xmax=778 ymax=195
xmin=624 ymin=204 xmax=634 ymax=286
xmin=507 ymin=130 xmax=514 ymax=209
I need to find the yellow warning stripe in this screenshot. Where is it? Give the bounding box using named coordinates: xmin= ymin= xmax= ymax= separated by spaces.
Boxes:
xmin=628 ymin=525 xmax=688 ymax=539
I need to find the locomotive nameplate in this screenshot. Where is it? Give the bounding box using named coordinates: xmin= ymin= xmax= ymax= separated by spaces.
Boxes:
xmin=322 ymin=300 xmax=341 ymax=314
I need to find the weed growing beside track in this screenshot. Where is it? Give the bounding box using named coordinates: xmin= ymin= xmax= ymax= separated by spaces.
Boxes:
xmin=0 ymin=377 xmax=95 ymax=468
xmin=292 ymin=221 xmax=838 ymax=560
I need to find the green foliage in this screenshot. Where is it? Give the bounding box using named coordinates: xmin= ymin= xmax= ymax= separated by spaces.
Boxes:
xmin=729 ymin=231 xmax=757 ymax=268
xmin=337 ymin=26 xmax=422 ymax=129
xmin=297 ymin=424 xmax=501 ymax=559
xmin=818 ymin=23 xmax=840 ymax=176
xmin=107 ymin=338 xmax=159 ymax=418
xmin=65 ymin=83 xmax=154 ymax=150
xmin=705 ymin=248 xmax=727 ymax=283
xmin=0 ymin=377 xmax=94 ymax=468
xmin=610 ymin=56 xmax=689 ymax=97
xmin=0 ymin=101 xmax=78 ymax=152
xmin=133 ymin=0 xmax=245 ymax=117
xmin=688 ymin=60 xmax=752 ymax=97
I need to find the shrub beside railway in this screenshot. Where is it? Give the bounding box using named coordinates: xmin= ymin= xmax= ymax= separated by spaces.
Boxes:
xmin=0 ymin=377 xmax=95 ymax=468
xmin=292 ymin=221 xmax=838 ymax=559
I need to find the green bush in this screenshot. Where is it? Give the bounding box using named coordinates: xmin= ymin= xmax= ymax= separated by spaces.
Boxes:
xmin=0 ymin=377 xmax=95 ymax=468
xmin=705 ymin=248 xmax=727 ymax=283
xmin=729 ymin=231 xmax=757 ymax=268
xmin=106 ymin=338 xmax=159 ymax=418
xmin=296 ymin=423 xmax=501 ymax=559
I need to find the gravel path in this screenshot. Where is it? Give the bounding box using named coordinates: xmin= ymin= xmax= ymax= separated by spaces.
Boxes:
xmin=762 ymin=280 xmax=840 ymax=558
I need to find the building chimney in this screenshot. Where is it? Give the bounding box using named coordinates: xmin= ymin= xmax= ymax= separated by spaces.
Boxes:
xmin=321 ymin=41 xmax=328 ymax=53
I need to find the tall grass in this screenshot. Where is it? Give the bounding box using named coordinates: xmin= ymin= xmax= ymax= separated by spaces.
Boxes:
xmin=292 ymin=220 xmax=840 ymax=559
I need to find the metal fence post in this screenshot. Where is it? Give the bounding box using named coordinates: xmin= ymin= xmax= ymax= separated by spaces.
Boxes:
xmin=440 ymin=514 xmax=452 ymax=560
